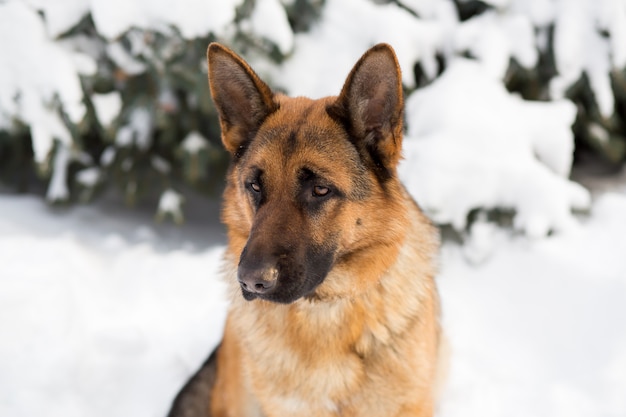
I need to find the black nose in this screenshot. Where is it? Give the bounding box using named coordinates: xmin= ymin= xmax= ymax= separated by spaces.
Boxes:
xmin=238 ymin=266 xmax=277 ymax=295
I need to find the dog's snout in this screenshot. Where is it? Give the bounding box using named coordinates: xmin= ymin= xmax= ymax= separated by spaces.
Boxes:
xmin=238 ymin=265 xmax=278 ymax=295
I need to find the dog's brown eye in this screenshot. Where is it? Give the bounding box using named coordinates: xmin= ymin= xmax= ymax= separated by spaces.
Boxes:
xmin=250 ymin=182 xmax=261 ymax=192
xmin=313 ymin=185 xmax=330 ymax=197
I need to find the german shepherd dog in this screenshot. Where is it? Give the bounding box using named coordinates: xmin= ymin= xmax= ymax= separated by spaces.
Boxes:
xmin=168 ymin=43 xmax=441 ymax=417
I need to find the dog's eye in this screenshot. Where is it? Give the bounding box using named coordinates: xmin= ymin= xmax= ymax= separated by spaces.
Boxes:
xmin=313 ymin=185 xmax=330 ymax=197
xmin=249 ymin=182 xmax=261 ymax=193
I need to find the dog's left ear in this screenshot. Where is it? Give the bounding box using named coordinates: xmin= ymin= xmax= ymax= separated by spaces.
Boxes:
xmin=328 ymin=43 xmax=404 ymax=175
xmin=207 ymin=43 xmax=277 ymax=156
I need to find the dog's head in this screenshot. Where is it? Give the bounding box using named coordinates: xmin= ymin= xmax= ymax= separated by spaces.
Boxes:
xmin=208 ymin=43 xmax=408 ymax=304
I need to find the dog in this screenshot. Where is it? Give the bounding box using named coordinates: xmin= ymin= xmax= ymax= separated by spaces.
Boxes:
xmin=168 ymin=42 xmax=441 ymax=417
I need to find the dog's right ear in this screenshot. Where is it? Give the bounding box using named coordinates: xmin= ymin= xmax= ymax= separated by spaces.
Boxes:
xmin=327 ymin=43 xmax=404 ymax=178
xmin=207 ymin=43 xmax=277 ymax=156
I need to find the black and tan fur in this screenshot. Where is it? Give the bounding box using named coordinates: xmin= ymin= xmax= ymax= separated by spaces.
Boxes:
xmin=168 ymin=43 xmax=441 ymax=417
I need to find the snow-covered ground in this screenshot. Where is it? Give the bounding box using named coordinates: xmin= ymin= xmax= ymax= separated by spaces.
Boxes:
xmin=439 ymin=192 xmax=626 ymax=417
xmin=1 ymin=188 xmax=625 ymax=417
xmin=0 ymin=195 xmax=228 ymax=417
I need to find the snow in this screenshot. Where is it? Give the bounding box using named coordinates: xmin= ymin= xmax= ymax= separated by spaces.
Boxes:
xmin=25 ymin=0 xmax=89 ymax=38
xmin=462 ymin=215 xmax=498 ymax=265
xmin=89 ymin=0 xmax=244 ymax=40
xmin=46 ymin=143 xmax=71 ymax=202
xmin=438 ymin=193 xmax=626 ymax=417
xmin=267 ymin=0 xmax=455 ymax=97
xmin=115 ymin=107 xmax=153 ymax=150
xmin=157 ymin=189 xmax=185 ymax=224
xmin=548 ymin=0 xmax=626 ymax=118
xmin=100 ymin=146 xmax=116 ymax=167
xmin=0 ymin=194 xmax=228 ymax=417
xmin=0 ymin=1 xmax=87 ymax=161
xmin=27 ymin=104 xmax=73 ymax=164
xmin=243 ymin=0 xmax=294 ymax=54
xmin=92 ymin=92 xmax=122 ymax=128
xmin=1 ymin=187 xmax=625 ymax=417
xmin=453 ymin=10 xmax=537 ymax=79
xmin=151 ymin=155 xmax=172 ymax=174
xmin=106 ymin=42 xmax=148 ymax=76
xmin=401 ymin=0 xmax=458 ymax=21
xmin=181 ymin=131 xmax=209 ymax=154
xmin=399 ymin=59 xmax=590 ymax=237
xmin=75 ymin=167 xmax=102 ymax=188
xmin=508 ymin=0 xmax=556 ymax=27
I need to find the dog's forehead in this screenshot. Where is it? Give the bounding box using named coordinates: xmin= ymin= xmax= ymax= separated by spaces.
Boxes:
xmin=261 ymin=95 xmax=344 ymax=148
xmin=247 ymin=96 xmax=364 ymax=177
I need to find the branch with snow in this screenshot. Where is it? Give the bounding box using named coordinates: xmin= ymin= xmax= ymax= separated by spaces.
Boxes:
xmin=399 ymin=59 xmax=591 ymax=238
xmin=156 ymin=189 xmax=185 ymax=225
xmin=0 ymin=2 xmax=87 ymax=164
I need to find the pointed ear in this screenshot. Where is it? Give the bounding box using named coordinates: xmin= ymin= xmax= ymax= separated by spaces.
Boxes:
xmin=207 ymin=43 xmax=278 ymax=156
xmin=328 ymin=43 xmax=404 ymax=175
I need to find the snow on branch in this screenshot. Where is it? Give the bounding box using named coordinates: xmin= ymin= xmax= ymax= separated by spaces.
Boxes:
xmin=399 ymin=59 xmax=591 ymax=238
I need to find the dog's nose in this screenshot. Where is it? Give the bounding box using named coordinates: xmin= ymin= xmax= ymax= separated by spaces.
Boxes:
xmin=238 ymin=266 xmax=277 ymax=294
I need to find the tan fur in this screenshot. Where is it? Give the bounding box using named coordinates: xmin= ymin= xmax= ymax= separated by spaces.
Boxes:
xmin=206 ymin=43 xmax=441 ymax=417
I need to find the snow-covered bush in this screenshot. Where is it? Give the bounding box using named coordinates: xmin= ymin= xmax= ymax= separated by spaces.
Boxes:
xmin=399 ymin=59 xmax=590 ymax=239
xmin=0 ymin=0 xmax=624 ymax=238
xmin=0 ymin=0 xmax=293 ymax=215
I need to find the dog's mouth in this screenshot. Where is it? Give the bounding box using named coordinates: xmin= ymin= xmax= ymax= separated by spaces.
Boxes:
xmin=237 ymin=241 xmax=337 ymax=304
xmin=238 ymin=272 xmax=323 ymax=304
xmin=240 ymin=286 xmax=294 ymax=304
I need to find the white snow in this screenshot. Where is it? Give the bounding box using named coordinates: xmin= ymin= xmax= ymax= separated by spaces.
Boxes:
xmin=462 ymin=215 xmax=499 ymax=265
xmin=106 ymin=42 xmax=148 ymax=76
xmin=27 ymin=104 xmax=73 ymax=164
xmin=507 ymin=0 xmax=556 ymax=27
xmin=266 ymin=0 xmax=455 ymax=97
xmin=181 ymin=131 xmax=209 ymax=154
xmin=75 ymin=167 xmax=102 ymax=188
xmin=0 ymin=195 xmax=228 ymax=417
xmin=401 ymin=0 xmax=458 ymax=22
xmin=438 ymin=192 xmax=626 ymax=417
xmin=115 ymin=107 xmax=153 ymax=150
xmin=453 ymin=10 xmax=537 ymax=79
xmin=92 ymin=92 xmax=122 ymax=128
xmin=546 ymin=0 xmax=626 ymax=118
xmin=151 ymin=155 xmax=172 ymax=174
xmin=243 ymin=0 xmax=294 ymax=54
xmin=46 ymin=142 xmax=71 ymax=202
xmin=399 ymin=59 xmax=590 ymax=237
xmin=25 ymin=0 xmax=89 ymax=38
xmin=1 ymin=189 xmax=625 ymax=417
xmin=157 ymin=189 xmax=185 ymax=224
xmin=0 ymin=1 xmax=88 ymax=161
xmin=100 ymin=146 xmax=116 ymax=167
xmin=0 ymin=110 xmax=11 ymax=132
xmin=66 ymin=50 xmax=98 ymax=77
xmin=90 ymin=0 xmax=244 ymax=40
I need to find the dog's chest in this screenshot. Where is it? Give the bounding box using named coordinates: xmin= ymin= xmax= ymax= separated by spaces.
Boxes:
xmin=236 ymin=299 xmax=375 ymax=402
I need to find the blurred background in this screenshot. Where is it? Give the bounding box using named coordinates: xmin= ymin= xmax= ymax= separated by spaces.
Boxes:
xmin=1 ymin=0 xmax=625 ymax=416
